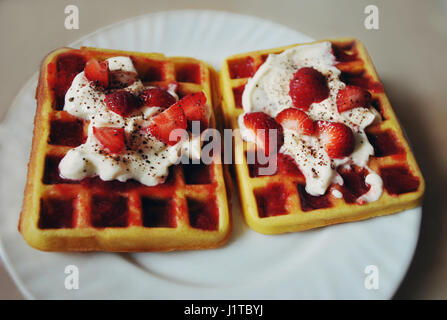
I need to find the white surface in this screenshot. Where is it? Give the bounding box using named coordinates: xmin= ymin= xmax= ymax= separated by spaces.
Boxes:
xmin=0 ymin=10 xmax=421 ymax=299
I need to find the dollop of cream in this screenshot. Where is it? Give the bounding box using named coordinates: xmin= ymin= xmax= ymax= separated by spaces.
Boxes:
xmin=240 ymin=42 xmax=383 ymax=200
xmin=59 ymin=56 xmax=202 ymax=186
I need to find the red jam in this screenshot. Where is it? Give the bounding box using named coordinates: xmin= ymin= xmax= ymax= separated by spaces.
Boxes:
xmin=51 ymin=53 xmax=87 ymax=110
xmin=337 ymin=165 xmax=371 ymax=203
xmin=233 ymin=84 xmax=245 ymax=108
xmin=141 ymin=197 xmax=176 ymax=228
xmin=332 ymin=42 xmax=358 ymax=63
xmin=340 ymin=70 xmax=384 ymax=93
xmin=247 ymin=152 xmax=303 ymax=179
xmin=370 ymin=98 xmax=384 ymax=119
xmin=297 ymin=185 xmax=332 ymax=211
xmin=228 ymin=57 xmax=256 ymax=79
xmin=91 ymin=194 xmax=128 ymax=227
xmin=247 ymin=151 xmax=273 ymax=177
xmin=140 ymin=59 xmax=166 ymax=82
xmin=43 ymin=155 xmax=79 ymax=184
xmin=39 ymin=198 xmax=74 ymax=229
xmin=187 ymin=197 xmax=219 ymax=230
xmin=176 ymin=63 xmax=201 ymax=84
xmin=182 ymin=162 xmax=213 ymax=184
xmin=49 ymin=119 xmax=86 ymax=147
xmin=380 ymin=166 xmax=420 ymax=195
xmin=277 ymin=153 xmax=304 ymax=178
xmin=81 ymin=177 xmax=142 ymax=192
xmin=367 ymin=130 xmax=405 ymax=157
xmin=260 ymin=53 xmax=271 ymax=64
xmin=255 ymin=183 xmax=289 ymax=217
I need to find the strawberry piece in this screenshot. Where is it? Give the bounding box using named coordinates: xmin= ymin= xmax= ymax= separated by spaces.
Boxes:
xmin=140 ymin=87 xmax=177 ymax=109
xmin=84 ymin=59 xmax=109 ymax=88
xmin=316 ymin=121 xmax=355 ymax=159
xmin=336 ymin=85 xmax=372 ymax=113
xmin=275 ymin=108 xmax=315 ymax=135
xmin=104 ymin=90 xmax=140 ymax=117
xmin=147 ymin=104 xmax=187 ymax=145
xmin=289 ymin=67 xmax=329 ymax=110
xmin=243 ymin=112 xmax=284 ymax=155
xmin=93 ymin=127 xmax=126 ymax=154
xmin=174 ymin=92 xmax=209 ymax=129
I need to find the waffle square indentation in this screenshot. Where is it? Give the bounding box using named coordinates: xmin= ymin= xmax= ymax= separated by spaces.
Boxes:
xmin=187 ymin=197 xmax=218 ymax=230
xmin=39 ymin=198 xmax=75 ymax=229
xmin=228 ymin=57 xmax=255 ymax=79
xmin=255 ymin=183 xmax=289 ymax=218
xmin=141 ymin=197 xmax=176 ymax=228
xmin=91 ymin=194 xmax=128 ymax=228
xmin=380 ymin=166 xmax=420 ymax=195
xmin=297 ymin=185 xmax=332 ymax=212
xmin=49 ymin=119 xmax=86 ymax=147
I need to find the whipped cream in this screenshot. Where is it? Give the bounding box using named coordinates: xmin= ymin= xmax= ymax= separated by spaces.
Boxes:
xmin=59 ymin=56 xmax=201 ymax=186
xmin=240 ymin=42 xmax=383 ymax=202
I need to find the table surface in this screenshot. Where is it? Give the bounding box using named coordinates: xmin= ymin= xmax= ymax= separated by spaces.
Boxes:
xmin=1 ymin=0 xmax=446 ymax=300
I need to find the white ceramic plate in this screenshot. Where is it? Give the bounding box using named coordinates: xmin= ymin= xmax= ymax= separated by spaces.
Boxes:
xmin=0 ymin=10 xmax=421 ymax=299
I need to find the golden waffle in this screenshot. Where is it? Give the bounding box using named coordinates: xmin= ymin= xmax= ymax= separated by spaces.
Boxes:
xmin=219 ymin=38 xmax=425 ymax=234
xmin=19 ymin=47 xmax=231 ymax=251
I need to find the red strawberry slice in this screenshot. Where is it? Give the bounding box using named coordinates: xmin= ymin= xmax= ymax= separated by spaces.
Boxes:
xmin=174 ymin=92 xmax=209 ymax=129
xmin=275 ymin=108 xmax=315 ymax=135
xmin=84 ymin=59 xmax=109 ymax=88
xmin=140 ymin=87 xmax=177 ymax=109
xmin=93 ymin=127 xmax=126 ymax=154
xmin=243 ymin=112 xmax=284 ymax=155
xmin=104 ymin=90 xmax=140 ymax=117
xmin=147 ymin=104 xmax=187 ymax=145
xmin=336 ymin=85 xmax=372 ymax=113
xmin=289 ymin=67 xmax=329 ymax=111
xmin=316 ymin=121 xmax=355 ymax=159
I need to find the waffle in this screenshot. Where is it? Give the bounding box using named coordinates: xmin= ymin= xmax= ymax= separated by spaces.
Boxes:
xmin=19 ymin=47 xmax=231 ymax=251
xmin=219 ymin=38 xmax=425 ymax=234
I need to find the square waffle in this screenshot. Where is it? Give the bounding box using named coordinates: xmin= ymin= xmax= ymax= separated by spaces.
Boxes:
xmin=19 ymin=47 xmax=231 ymax=251
xmin=219 ymin=38 xmax=425 ymax=234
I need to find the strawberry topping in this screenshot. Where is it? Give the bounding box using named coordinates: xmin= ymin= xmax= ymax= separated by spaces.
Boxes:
xmin=315 ymin=121 xmax=355 ymax=159
xmin=243 ymin=112 xmax=284 ymax=155
xmin=140 ymin=87 xmax=177 ymax=109
xmin=275 ymin=108 xmax=315 ymax=135
xmin=336 ymin=85 xmax=372 ymax=113
xmin=174 ymin=92 xmax=209 ymax=129
xmin=289 ymin=67 xmax=329 ymax=110
xmin=93 ymin=127 xmax=126 ymax=154
xmin=104 ymin=90 xmax=140 ymax=117
xmin=84 ymin=59 xmax=109 ymax=88
xmin=146 ymin=104 xmax=187 ymax=145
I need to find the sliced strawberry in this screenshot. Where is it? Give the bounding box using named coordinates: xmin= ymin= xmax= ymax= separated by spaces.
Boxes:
xmin=275 ymin=108 xmax=314 ymax=135
xmin=84 ymin=59 xmax=109 ymax=88
xmin=243 ymin=112 xmax=284 ymax=155
xmin=174 ymin=92 xmax=209 ymax=129
xmin=336 ymin=85 xmax=372 ymax=113
xmin=93 ymin=127 xmax=126 ymax=154
xmin=289 ymin=67 xmax=329 ymax=111
xmin=147 ymin=104 xmax=187 ymax=145
xmin=104 ymin=90 xmax=140 ymax=117
xmin=316 ymin=121 xmax=355 ymax=159
xmin=140 ymin=87 xmax=177 ymax=109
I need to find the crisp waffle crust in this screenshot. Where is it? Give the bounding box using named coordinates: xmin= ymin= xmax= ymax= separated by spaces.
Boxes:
xmin=219 ymin=38 xmax=425 ymax=234
xmin=20 ymin=47 xmax=231 ymax=251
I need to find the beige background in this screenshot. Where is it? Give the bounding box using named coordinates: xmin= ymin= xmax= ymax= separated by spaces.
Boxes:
xmin=1 ymin=0 xmax=446 ymax=299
